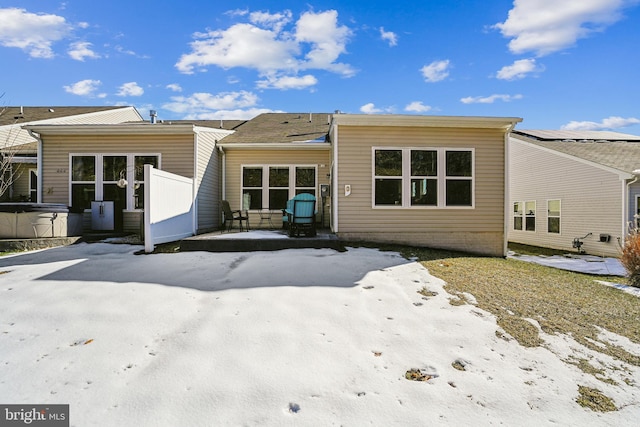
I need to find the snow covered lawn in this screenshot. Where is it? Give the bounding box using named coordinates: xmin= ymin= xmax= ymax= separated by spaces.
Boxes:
xmin=0 ymin=243 xmax=638 ymax=426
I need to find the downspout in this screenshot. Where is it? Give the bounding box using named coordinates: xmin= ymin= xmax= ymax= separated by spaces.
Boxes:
xmin=27 ymin=129 xmax=43 ymax=203
xmin=218 ymin=145 xmax=226 ymax=200
xmin=331 ymin=123 xmax=338 ymax=233
xmin=503 ymin=122 xmax=518 ymax=257
xmin=192 ymin=130 xmax=198 ymax=234
xmin=624 ymin=169 xmax=640 ymax=242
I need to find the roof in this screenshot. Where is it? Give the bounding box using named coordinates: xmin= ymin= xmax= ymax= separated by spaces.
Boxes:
xmin=219 ymin=113 xmax=332 ymax=145
xmin=331 ymin=114 xmax=522 ymax=129
xmin=513 ymin=129 xmax=640 ymax=142
xmin=0 ymin=106 xmax=127 ymax=126
xmin=511 ymin=130 xmax=640 ymax=175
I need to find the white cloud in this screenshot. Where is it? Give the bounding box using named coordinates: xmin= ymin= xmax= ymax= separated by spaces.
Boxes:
xmin=68 ymin=41 xmax=100 ymax=61
xmin=494 ymin=0 xmax=636 ymax=56
xmin=63 ymin=79 xmax=103 ymax=97
xmin=359 ymin=103 xmax=395 ymax=114
xmin=460 ymin=94 xmax=523 ymax=104
xmin=249 ymin=10 xmax=292 ymax=32
xmin=162 ymin=91 xmax=260 ymax=115
xmin=176 ymin=9 xmax=354 ymax=83
xmin=561 ymin=116 xmax=640 ymax=131
xmin=256 ymin=74 xmax=318 ymax=90
xmin=420 ymin=60 xmax=450 ymax=83
xmin=0 ymin=7 xmax=72 ymax=58
xmin=295 ymin=10 xmax=354 ymax=76
xmin=404 ymin=101 xmax=432 ymax=113
xmin=166 ymin=83 xmax=183 ymax=92
xmin=380 ymin=27 xmax=398 ymax=46
xmin=496 ymin=58 xmax=542 ymax=80
xmin=117 ymin=82 xmax=144 ymax=97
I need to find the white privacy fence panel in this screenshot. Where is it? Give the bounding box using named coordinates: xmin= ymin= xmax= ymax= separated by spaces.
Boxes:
xmin=144 ymin=165 xmax=194 ymax=253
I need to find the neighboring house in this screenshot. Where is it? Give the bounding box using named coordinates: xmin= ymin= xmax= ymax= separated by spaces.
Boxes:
xmin=508 ymin=130 xmax=640 ymax=257
xmin=218 ymin=113 xmax=333 ymax=228
xmin=23 ymin=121 xmax=235 ymax=233
xmin=1 ymin=106 xmax=143 ymax=202
xmin=330 ymin=114 xmax=522 ymax=256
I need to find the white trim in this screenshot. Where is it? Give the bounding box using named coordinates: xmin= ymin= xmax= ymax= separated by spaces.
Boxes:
xmin=332 ymin=124 xmax=339 ymax=233
xmin=69 ymin=152 xmax=161 ymax=210
xmin=218 ymin=142 xmax=331 ymax=150
xmin=371 ymin=146 xmax=475 ymax=209
xmin=240 ymin=164 xmax=319 ymax=211
xmin=546 ymin=199 xmax=561 ymax=234
xmin=332 ymin=114 xmax=522 ymax=129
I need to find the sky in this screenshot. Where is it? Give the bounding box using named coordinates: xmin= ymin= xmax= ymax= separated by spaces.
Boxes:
xmin=1 ymin=0 xmax=639 ymax=135
xmin=1 ymin=241 xmax=639 ymax=426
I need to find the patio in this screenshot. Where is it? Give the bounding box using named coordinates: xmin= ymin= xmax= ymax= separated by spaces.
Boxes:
xmin=179 ymin=229 xmax=343 ymax=252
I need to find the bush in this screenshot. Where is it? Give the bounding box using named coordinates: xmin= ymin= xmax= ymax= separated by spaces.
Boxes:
xmin=621 ymin=228 xmax=640 ymax=287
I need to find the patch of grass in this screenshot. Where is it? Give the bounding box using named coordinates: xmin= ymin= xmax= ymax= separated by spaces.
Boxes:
xmin=366 ymin=242 xmax=640 ymax=371
xmin=568 ymin=357 xmax=617 ymax=385
xmin=417 ymin=287 xmax=438 ymax=298
xmin=508 ymin=242 xmax=569 ymax=257
xmin=576 ymin=386 xmax=617 ymax=412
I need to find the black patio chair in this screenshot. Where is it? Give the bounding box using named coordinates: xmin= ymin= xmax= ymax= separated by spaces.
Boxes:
xmin=221 ymin=200 xmax=250 ymax=232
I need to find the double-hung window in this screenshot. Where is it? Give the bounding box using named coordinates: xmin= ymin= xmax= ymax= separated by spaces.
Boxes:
xmin=513 ymin=202 xmax=523 ymax=230
xmin=525 ymin=201 xmax=536 ymax=231
xmin=241 ymin=165 xmax=317 ymax=210
xmin=547 ymin=200 xmax=560 ymax=234
xmin=71 ymin=155 xmax=96 ymax=210
xmin=373 ymin=148 xmax=474 ymax=208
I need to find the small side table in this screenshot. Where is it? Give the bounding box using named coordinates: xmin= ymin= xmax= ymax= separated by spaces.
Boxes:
xmin=258 ymin=209 xmax=275 ymax=229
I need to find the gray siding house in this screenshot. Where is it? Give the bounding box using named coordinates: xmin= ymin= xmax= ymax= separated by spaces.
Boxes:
xmin=508 ymin=130 xmax=640 ymax=257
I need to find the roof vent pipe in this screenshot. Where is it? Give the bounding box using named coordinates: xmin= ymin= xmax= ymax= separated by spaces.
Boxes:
xmin=150 ymin=110 xmax=157 ymax=124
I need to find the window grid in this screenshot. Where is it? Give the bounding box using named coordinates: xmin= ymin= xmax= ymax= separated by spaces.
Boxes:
xmin=372 ymin=147 xmax=474 ymax=208
xmin=547 ymin=200 xmax=561 ymax=234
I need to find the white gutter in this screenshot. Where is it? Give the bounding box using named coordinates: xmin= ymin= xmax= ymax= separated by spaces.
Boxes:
xmin=192 ymin=131 xmax=198 ymax=234
xmin=217 ymin=142 xmax=331 ymax=150
xmin=332 ymin=124 xmax=339 ymax=233
xmin=624 ymin=169 xmax=640 ymax=241
xmin=218 ymin=145 xmax=226 ymax=201
xmin=27 ymin=129 xmax=43 ymax=203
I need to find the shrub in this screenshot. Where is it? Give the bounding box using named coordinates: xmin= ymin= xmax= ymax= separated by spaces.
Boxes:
xmin=621 ymin=228 xmax=640 ymax=288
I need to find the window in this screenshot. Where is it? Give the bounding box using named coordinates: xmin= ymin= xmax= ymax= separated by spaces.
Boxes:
xmin=525 ymin=201 xmax=536 ymax=231
xmin=636 ymin=196 xmax=640 ymax=228
xmin=513 ymin=202 xmax=523 ymax=230
xmin=71 ymin=155 xmax=96 ymax=210
xmin=373 ymin=148 xmax=474 ymax=208
xmin=29 ymin=169 xmax=37 ymax=202
xmin=241 ymin=165 xmax=317 ymax=210
xmin=70 ymin=154 xmax=159 ymax=210
xmin=547 ymin=200 xmax=560 ymax=234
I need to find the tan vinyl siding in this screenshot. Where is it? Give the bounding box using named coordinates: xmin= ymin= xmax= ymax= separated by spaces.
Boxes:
xmin=224 ymin=148 xmax=331 ymax=227
xmin=509 ymin=139 xmax=624 ymax=257
xmin=335 ymin=126 xmax=506 ymax=255
xmin=41 ymin=133 xmax=195 ymax=232
xmin=195 ymin=132 xmax=219 ymax=232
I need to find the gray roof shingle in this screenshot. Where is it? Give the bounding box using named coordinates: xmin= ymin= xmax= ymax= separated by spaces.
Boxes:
xmin=0 ymin=106 xmax=126 ymax=126
xmin=512 ymin=130 xmax=640 ymax=174
xmin=220 ymin=112 xmax=332 ymax=144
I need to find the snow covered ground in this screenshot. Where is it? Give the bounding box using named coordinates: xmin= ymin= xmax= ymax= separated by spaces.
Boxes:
xmin=1 ymin=243 xmax=638 ymax=426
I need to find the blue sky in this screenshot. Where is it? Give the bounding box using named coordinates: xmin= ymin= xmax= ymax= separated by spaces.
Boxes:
xmin=1 ymin=0 xmax=639 ymax=134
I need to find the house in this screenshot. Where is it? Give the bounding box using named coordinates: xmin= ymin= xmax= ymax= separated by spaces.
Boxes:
xmin=1 ymin=106 xmax=143 ymax=202
xmin=329 ymin=114 xmax=522 ymax=256
xmin=23 ymin=120 xmax=237 ymax=234
xmin=23 ymin=111 xmax=523 ymax=256
xmin=217 ymin=112 xmax=333 ymax=227
xmin=508 ymin=130 xmax=640 ymax=257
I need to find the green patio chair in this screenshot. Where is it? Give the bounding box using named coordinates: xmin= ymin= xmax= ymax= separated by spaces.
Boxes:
xmin=284 ymin=193 xmax=317 ymax=237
